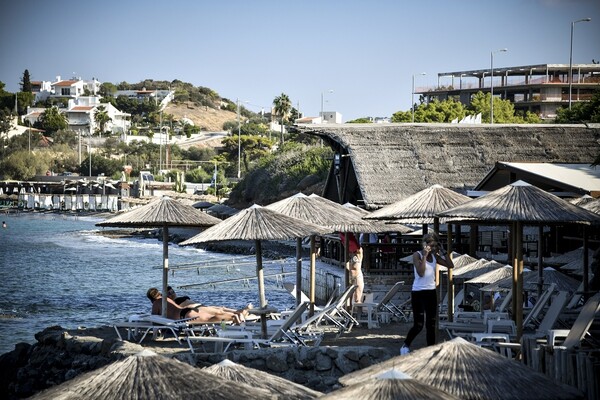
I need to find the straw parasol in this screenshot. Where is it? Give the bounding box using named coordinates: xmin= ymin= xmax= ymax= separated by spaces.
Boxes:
xmin=338 ymin=337 xmax=583 ymax=400
xmin=29 ymin=350 xmax=273 ymax=400
xmin=466 ymin=265 xmax=513 ymax=285
xmin=96 ymin=196 xmax=221 ymax=316
xmin=581 ymin=198 xmax=600 ymax=214
xmin=180 ymin=205 xmax=329 ymax=336
xmin=481 ymin=267 xmax=581 ymax=294
xmin=451 ymin=260 xmax=505 ymax=280
xmin=203 ymin=359 xmax=322 ymax=399
xmin=321 ymin=368 xmax=459 ymax=400
xmin=439 ymin=180 xmax=600 ymax=338
xmin=544 ymin=247 xmax=595 ymax=266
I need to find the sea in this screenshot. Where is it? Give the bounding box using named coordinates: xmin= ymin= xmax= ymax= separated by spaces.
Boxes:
xmin=0 ymin=212 xmax=297 ymax=355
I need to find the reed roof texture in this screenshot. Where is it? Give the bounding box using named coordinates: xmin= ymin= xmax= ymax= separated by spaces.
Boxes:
xmin=96 ymin=196 xmax=221 ymax=228
xmin=439 ymin=181 xmax=600 ymax=225
xmin=203 ymin=359 xmax=322 ymax=400
xmin=30 ymin=350 xmax=273 ymax=400
xmin=481 ymin=267 xmax=581 ymax=293
xmin=294 ymin=123 xmax=600 ymax=209
xmin=466 ymin=265 xmax=513 ymax=285
xmin=338 ymin=337 xmax=583 ymax=400
xmin=321 ymin=368 xmax=459 ymax=400
xmin=451 ymin=260 xmax=506 ymax=280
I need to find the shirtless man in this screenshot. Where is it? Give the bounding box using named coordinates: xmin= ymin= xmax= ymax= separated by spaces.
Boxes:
xmin=349 ymin=247 xmax=364 ymax=303
xmin=146 ymin=287 xmax=250 ymax=324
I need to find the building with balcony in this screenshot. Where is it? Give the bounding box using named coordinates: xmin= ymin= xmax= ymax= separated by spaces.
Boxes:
xmin=415 ymin=64 xmax=600 ymax=120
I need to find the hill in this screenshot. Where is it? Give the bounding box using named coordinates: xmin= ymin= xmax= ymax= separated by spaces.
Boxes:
xmin=163 ymin=101 xmax=237 ymax=132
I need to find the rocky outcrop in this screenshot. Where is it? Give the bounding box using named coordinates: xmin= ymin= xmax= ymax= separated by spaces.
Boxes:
xmin=0 ymin=326 xmax=393 ymax=399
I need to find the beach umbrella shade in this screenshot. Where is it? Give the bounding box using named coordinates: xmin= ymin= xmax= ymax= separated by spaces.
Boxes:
xmin=207 ymin=203 xmax=240 ymax=218
xmin=321 ymin=368 xmax=459 ymax=400
xmin=439 ymin=180 xmax=600 ymax=338
xmin=29 ymin=350 xmax=273 ymax=400
xmin=569 ymin=195 xmax=595 ymax=207
xmin=203 ymin=359 xmax=322 ymax=400
xmin=544 ymin=247 xmax=595 ymax=266
xmin=481 ymin=268 xmax=581 ymax=294
xmin=338 ymin=337 xmax=583 ymax=400
xmin=451 ymin=260 xmax=505 ymax=280
xmin=465 ymin=265 xmax=513 ymax=285
xmin=96 ymin=196 xmax=221 ymax=317
xmin=192 ymin=200 xmax=215 ymax=210
xmin=581 ymin=198 xmax=600 ymax=214
xmin=180 ymin=205 xmax=330 ymax=336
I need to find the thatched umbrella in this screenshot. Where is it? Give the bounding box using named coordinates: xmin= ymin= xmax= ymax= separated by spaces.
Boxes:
xmin=481 ymin=268 xmax=580 ymax=294
xmin=207 ymin=203 xmax=239 ymax=218
xmin=439 ymin=181 xmax=600 ymax=338
xmin=466 ymin=265 xmax=513 ymax=285
xmin=452 ymin=260 xmax=505 ymax=280
xmin=581 ymin=198 xmax=600 ymax=214
xmin=203 ymin=359 xmax=322 ymax=399
xmin=29 ymin=350 xmax=273 ymax=400
xmin=96 ymin=196 xmax=221 ymax=317
xmin=321 ymin=368 xmax=459 ymax=400
xmin=180 ymin=205 xmax=329 ymax=336
xmin=452 ymin=254 xmax=479 ymax=269
xmin=569 ymin=195 xmax=595 ymax=207
xmin=338 ymin=337 xmax=583 ymax=400
xmin=365 ymin=184 xmax=472 ymax=322
xmin=544 ymin=247 xmax=595 ymax=266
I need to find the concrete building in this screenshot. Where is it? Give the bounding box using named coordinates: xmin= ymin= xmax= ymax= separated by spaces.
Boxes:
xmin=415 ymin=64 xmax=600 ymax=120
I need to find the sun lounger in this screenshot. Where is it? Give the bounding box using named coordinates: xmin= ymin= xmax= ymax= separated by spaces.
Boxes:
xmin=113 ymin=314 xmax=212 ymax=344
xmin=300 ymin=285 xmax=359 ymax=337
xmin=352 ymin=281 xmax=407 ymax=328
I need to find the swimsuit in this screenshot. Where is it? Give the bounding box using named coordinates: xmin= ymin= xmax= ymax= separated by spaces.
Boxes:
xmin=180 ymin=307 xmax=192 ymax=319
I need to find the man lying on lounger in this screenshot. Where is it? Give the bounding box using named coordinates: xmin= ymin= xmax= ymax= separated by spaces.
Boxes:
xmin=146 ymin=287 xmax=251 ymax=324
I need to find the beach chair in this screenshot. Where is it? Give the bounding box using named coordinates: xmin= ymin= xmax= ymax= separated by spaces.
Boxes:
xmin=547 ymin=291 xmax=600 ymax=349
xmin=186 ymin=302 xmax=322 ymax=353
xmin=522 ymin=283 xmax=556 ymax=329
xmin=352 ymin=281 xmax=407 ymax=328
xmin=300 ymin=285 xmax=359 ymax=337
xmin=113 ymin=314 xmax=211 ymax=345
xmin=439 ymin=288 xmax=465 ymax=321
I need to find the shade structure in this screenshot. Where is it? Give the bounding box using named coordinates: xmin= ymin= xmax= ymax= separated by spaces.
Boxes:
xmin=203 ymin=359 xmax=322 ymax=400
xmin=338 ymin=337 xmax=583 ymax=400
xmin=438 ymin=180 xmax=600 ymax=338
xmin=29 ymin=350 xmax=273 ymax=400
xmin=180 ymin=205 xmax=330 ymax=336
xmin=452 ymin=254 xmax=479 ymax=269
xmin=569 ymin=195 xmax=595 ymax=207
xmin=451 ymin=260 xmax=505 ymax=280
xmin=581 ymin=198 xmax=600 ymax=214
xmin=544 ymin=247 xmax=595 ymax=266
xmin=192 ymin=200 xmax=215 ymax=209
xmin=560 ymin=258 xmax=596 ymax=277
xmin=206 ymin=203 xmax=240 ymax=218
xmin=96 ymin=196 xmax=221 ymax=316
xmin=364 ymin=184 xmax=471 ymax=224
xmin=465 ymin=265 xmax=513 ymax=285
xmin=321 ymin=368 xmax=459 ymax=400
xmin=481 ymin=267 xmax=581 ymax=294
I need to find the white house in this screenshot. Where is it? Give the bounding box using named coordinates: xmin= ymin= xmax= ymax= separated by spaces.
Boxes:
xmin=33 ymin=76 xmax=101 ymax=102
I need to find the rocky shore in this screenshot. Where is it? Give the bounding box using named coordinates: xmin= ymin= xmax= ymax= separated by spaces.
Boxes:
xmin=0 ymin=321 xmax=419 ymax=399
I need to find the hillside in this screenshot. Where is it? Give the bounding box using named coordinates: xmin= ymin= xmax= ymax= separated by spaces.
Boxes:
xmin=163 ymin=102 xmax=237 ymax=132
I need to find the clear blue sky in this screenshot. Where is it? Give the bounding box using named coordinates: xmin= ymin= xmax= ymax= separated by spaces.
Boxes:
xmin=1 ymin=0 xmax=598 ymax=121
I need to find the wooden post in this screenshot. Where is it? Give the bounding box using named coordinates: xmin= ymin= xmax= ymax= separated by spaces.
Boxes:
xmin=161 ymin=225 xmax=169 ymax=317
xmin=310 ymin=235 xmax=317 ymax=316
xmin=583 ymin=226 xmax=589 ymax=302
xmin=537 ymin=225 xmax=544 ymax=299
xmin=511 ymin=223 xmax=518 ymax=319
xmin=469 ymin=224 xmax=478 ymax=256
xmin=515 ymin=221 xmax=524 ymax=341
xmin=255 ymin=240 xmax=267 ymax=339
xmin=447 ymin=224 xmax=454 ymax=323
xmin=296 ymin=238 xmax=302 ymax=308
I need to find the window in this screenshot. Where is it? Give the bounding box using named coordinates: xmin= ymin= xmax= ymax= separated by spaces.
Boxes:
xmin=61 ymin=88 xmax=71 ymax=96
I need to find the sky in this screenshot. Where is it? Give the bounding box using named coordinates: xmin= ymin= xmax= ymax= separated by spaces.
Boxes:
xmin=1 ymin=0 xmax=599 ymax=122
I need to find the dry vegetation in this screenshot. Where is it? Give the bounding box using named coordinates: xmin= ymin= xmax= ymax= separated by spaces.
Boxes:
xmin=164 ymin=102 xmax=237 ymax=132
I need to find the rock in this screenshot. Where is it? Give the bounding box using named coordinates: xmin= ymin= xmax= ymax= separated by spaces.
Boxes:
xmin=315 ymin=352 xmax=332 ymax=371
xmin=265 ymin=352 xmax=289 ymax=373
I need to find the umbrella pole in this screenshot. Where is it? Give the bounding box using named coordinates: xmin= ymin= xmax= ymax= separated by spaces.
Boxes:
xmin=511 ymin=224 xmax=517 ymax=319
xmin=255 ymin=240 xmax=268 ymax=339
xmin=447 ymin=222 xmax=454 ymax=322
xmin=515 ymin=221 xmax=524 ymax=341
xmin=583 ymin=226 xmax=589 ymax=302
xmin=296 ymin=238 xmax=302 ymax=308
xmin=310 ymin=235 xmax=317 ymax=316
xmin=537 ymin=225 xmax=544 ymax=299
xmin=162 ymin=226 xmax=169 ymax=317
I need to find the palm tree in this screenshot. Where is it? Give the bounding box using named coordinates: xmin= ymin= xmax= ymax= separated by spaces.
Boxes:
xmin=94 ymin=105 xmax=112 ymax=137
xmin=273 ymin=93 xmax=291 ymax=146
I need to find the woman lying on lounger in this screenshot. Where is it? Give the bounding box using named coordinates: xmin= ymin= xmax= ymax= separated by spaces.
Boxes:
xmin=146 ymin=287 xmax=251 ymax=324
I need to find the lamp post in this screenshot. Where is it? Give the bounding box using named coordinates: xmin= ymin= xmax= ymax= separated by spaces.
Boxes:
xmin=412 ymin=72 xmax=426 ymax=123
xmin=27 ymin=120 xmax=31 ymax=153
xmin=569 ymin=18 xmax=592 ymax=109
xmin=490 ymin=48 xmax=508 ymax=124
xmin=320 ymin=89 xmax=333 ymax=122
xmin=237 ymin=98 xmax=241 ymax=179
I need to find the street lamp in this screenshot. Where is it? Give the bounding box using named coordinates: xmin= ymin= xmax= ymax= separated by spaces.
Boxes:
xmin=237 ymin=98 xmax=241 ymax=179
xmin=569 ymin=18 xmax=592 ymax=109
xmin=490 ymin=48 xmax=508 ymax=124
xmin=412 ymin=72 xmax=426 ymax=123
xmin=320 ymin=89 xmax=333 ymax=123
xmin=26 ymin=120 xmax=31 ymax=153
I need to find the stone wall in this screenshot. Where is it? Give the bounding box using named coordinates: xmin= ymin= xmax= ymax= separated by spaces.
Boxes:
xmin=0 ymin=326 xmax=393 ymax=398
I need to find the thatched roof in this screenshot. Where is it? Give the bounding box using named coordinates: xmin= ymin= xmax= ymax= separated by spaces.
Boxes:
xmin=466 ymin=265 xmax=513 ymax=285
xmin=365 ymin=184 xmax=471 ymax=223
xmin=30 ymin=350 xmax=273 ymax=399
xmin=439 ymin=181 xmax=600 ymax=225
xmin=452 ymin=254 xmax=480 ymax=269
xmin=96 ymin=196 xmax=221 ymax=228
xmin=203 ymin=359 xmax=322 ymax=400
xmin=180 ymin=205 xmax=331 ymax=245
xmin=266 ymin=192 xmax=381 ymax=233
xmin=481 ymin=267 xmax=581 ymax=293
xmin=581 ymin=198 xmax=600 ymax=214
xmin=451 ymin=260 xmax=506 ymax=280
xmin=321 ymin=368 xmax=459 ymax=400
xmin=207 ymin=203 xmax=240 ymax=217
xmin=544 ymin=247 xmax=596 ymax=266
xmin=338 ymin=337 xmax=583 ymax=400
xmin=293 ymin=123 xmax=600 ymax=209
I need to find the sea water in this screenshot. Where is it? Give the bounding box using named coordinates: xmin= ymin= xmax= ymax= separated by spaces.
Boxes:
xmin=0 ymin=213 xmax=296 ymax=355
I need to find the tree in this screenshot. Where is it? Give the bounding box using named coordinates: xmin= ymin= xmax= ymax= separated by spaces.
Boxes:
xmin=556 ymin=89 xmax=600 ymax=124
xmin=348 ymin=117 xmax=373 ymax=123
xmin=21 ymin=69 xmax=32 ymax=93
xmin=273 ymin=93 xmax=291 ymax=146
xmin=221 ymin=134 xmax=274 ymax=174
xmin=94 ymin=105 xmax=112 ymax=136
xmin=99 ymin=82 xmax=118 ymax=97
xmin=469 ymin=91 xmax=541 ymax=123
xmin=37 ymin=106 xmax=67 ymax=134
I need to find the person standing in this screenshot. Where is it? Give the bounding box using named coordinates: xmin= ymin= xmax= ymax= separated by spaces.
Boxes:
xmin=340 ymin=232 xmax=364 ymax=303
xmin=400 ymin=232 xmax=454 ymax=355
